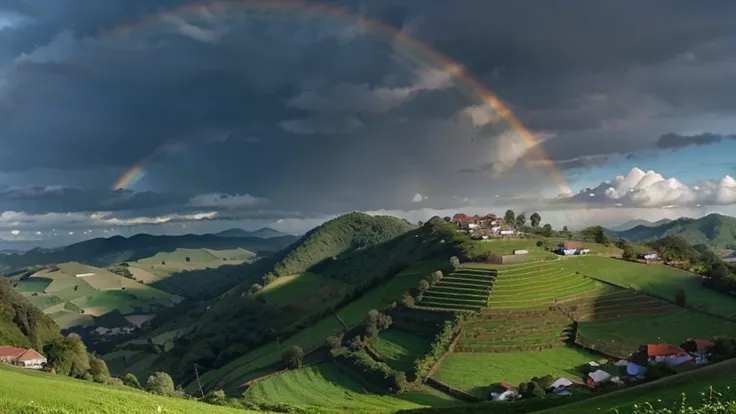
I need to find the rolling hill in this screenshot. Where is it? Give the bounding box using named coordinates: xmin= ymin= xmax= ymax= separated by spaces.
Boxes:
xmin=609 ymin=218 xmax=672 ymax=232
xmin=609 ymin=213 xmax=736 ymax=252
xmin=0 ymin=233 xmax=297 ymax=275
xmin=215 ymin=227 xmax=290 ymax=239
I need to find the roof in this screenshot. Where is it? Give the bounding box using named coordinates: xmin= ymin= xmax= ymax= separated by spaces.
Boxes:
xmin=0 ymin=346 xmax=26 ymax=358
xmin=691 ymin=339 xmax=715 ymax=353
xmin=17 ymin=348 xmax=46 ymax=362
xmin=647 ymin=344 xmax=687 ymax=357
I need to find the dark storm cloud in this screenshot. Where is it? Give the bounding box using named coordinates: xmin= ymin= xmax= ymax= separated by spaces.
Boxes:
xmin=657 ymin=132 xmax=736 ymax=150
xmin=1 ymin=0 xmax=736 ymax=234
xmin=0 ymin=185 xmax=188 ymax=214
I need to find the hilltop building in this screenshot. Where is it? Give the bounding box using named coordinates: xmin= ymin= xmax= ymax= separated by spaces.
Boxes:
xmin=0 ymin=346 xmax=47 ymax=369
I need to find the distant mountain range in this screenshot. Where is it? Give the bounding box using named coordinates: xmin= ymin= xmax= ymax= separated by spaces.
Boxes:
xmin=215 ymin=227 xmax=290 ymax=239
xmin=609 ymin=218 xmax=673 ymax=232
xmin=608 ymin=213 xmax=736 ymax=253
xmin=0 ymin=233 xmax=297 ymax=275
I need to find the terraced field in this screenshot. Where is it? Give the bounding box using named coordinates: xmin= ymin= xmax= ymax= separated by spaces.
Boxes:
xmin=417 ymin=265 xmax=495 ymax=311
xmin=370 ymin=329 xmax=431 ymax=372
xmin=244 ymin=362 xmax=457 ymax=412
xmin=486 ymin=262 xmax=610 ymax=311
xmin=456 ymin=311 xmax=574 ymax=352
xmin=555 ymin=289 xmax=736 ymax=357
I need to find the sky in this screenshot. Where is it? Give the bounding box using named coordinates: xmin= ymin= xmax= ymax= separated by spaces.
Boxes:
xmin=1 ymin=0 xmax=736 ymax=248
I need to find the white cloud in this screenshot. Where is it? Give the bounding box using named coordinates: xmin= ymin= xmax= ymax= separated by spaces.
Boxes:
xmin=10 ymin=229 xmax=19 ymax=236
xmin=161 ymin=14 xmax=224 ymax=44
xmin=458 ymin=104 xmax=503 ymax=127
xmin=89 ymin=211 xmax=218 ymax=226
xmin=188 ymin=193 xmax=267 ymax=209
xmin=565 ymin=167 xmax=736 ymax=208
xmin=411 ymin=193 xmax=428 ymax=203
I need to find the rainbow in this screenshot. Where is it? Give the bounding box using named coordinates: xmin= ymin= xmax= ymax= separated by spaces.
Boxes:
xmin=100 ymin=0 xmax=570 ymax=193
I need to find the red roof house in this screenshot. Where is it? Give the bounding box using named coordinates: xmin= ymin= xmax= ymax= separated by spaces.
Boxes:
xmin=0 ymin=346 xmax=26 ymax=361
xmin=0 ymin=346 xmax=46 ymax=368
xmin=647 ymin=344 xmax=688 ymax=357
xmin=691 ymin=339 xmax=715 ymax=353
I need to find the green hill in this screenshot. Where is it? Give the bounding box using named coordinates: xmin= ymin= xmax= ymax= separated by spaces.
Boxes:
xmin=0 ymin=365 xmax=254 ymax=414
xmin=0 ymin=233 xmax=296 ymax=275
xmin=0 ymin=278 xmax=60 ymax=349
xmin=610 ymin=213 xmax=736 ymax=253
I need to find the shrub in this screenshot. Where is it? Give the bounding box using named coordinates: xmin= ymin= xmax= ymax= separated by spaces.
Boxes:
xmin=428 ymin=270 xmax=443 ymax=286
xmin=121 ymin=373 xmax=142 ymax=389
xmin=418 ymin=280 xmax=430 ymax=293
xmin=247 ymin=283 xmax=263 ymax=296
xmin=449 ymin=256 xmax=460 ymax=269
xmin=414 ymin=320 xmax=455 ymax=379
xmin=347 ymin=336 xmax=365 ymax=352
xmin=365 ymin=309 xmax=392 ymax=338
xmin=675 ymin=288 xmax=687 ymax=307
xmin=88 ymin=354 xmax=110 ymax=377
xmin=147 ymin=372 xmax=176 ymax=396
xmin=263 ymin=273 xmax=277 ymax=285
xmin=185 ymin=257 xmax=191 ymax=262
xmin=400 ymin=292 xmax=414 ymax=307
xmin=282 ymin=345 xmax=304 ymax=369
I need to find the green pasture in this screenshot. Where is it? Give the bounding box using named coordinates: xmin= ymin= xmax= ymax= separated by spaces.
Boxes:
xmin=370 ymin=329 xmax=431 ymax=372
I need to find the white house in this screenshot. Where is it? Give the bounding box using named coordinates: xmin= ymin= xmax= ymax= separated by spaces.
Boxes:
xmin=513 ymin=249 xmax=529 ymax=255
xmin=468 ymin=223 xmax=478 ymax=229
xmin=500 ymin=230 xmax=515 ymax=236
xmin=640 ymin=253 xmax=659 ymax=261
xmin=75 ymin=273 xmax=95 ymax=278
xmin=0 ymin=346 xmax=47 ymax=369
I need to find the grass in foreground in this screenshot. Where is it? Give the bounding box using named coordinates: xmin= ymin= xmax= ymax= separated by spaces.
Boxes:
xmin=244 ymin=362 xmax=454 ymax=413
xmin=0 ymin=365 xmax=253 ymax=414
xmin=561 ymin=256 xmax=736 ymax=318
xmin=433 ymin=347 xmax=600 ymax=399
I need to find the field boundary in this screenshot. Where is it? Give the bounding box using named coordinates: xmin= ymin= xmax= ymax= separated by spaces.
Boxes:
xmin=424 ymin=377 xmax=481 ymax=402
xmin=582 ymin=273 xmax=736 ymax=323
xmin=423 ymin=326 xmax=463 ymax=380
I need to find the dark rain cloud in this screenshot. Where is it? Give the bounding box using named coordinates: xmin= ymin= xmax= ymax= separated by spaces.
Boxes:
xmin=1 ymin=0 xmax=736 ymax=232
xmin=657 ymin=132 xmax=736 ymax=150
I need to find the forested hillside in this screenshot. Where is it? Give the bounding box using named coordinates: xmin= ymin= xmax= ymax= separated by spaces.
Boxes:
xmin=610 ymin=213 xmax=736 ymax=252
xmin=124 ymin=215 xmax=458 ymax=385
xmin=0 ymin=278 xmax=60 ymax=349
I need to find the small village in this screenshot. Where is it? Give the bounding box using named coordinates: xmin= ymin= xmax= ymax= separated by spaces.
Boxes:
xmin=488 ymin=337 xmax=720 ymax=402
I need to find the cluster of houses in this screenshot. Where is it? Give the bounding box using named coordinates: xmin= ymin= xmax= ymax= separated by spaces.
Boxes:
xmin=0 ymin=346 xmax=47 ymax=369
xmin=554 ymin=241 xmax=591 ymax=256
xmin=451 ymin=214 xmax=516 ymax=240
xmin=490 ymin=338 xmax=715 ymax=401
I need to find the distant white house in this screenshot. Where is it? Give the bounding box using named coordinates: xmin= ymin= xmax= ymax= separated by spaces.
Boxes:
xmin=468 ymin=223 xmax=479 ymax=229
xmin=640 ymin=253 xmax=659 ymax=261
xmin=75 ymin=273 xmax=95 ymax=278
xmin=513 ymin=249 xmax=529 ymax=255
xmin=499 ymin=230 xmax=515 ymax=236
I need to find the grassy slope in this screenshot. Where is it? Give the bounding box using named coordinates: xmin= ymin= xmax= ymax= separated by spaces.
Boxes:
xmin=467 ymin=237 xmax=622 ymax=258
xmin=193 ymin=261 xmax=440 ymax=393
xmin=0 ymin=278 xmax=60 ymax=349
xmin=434 ymin=347 xmax=599 ymax=399
xmin=256 ymin=272 xmax=349 ymax=308
xmin=561 ymin=256 xmax=736 ymax=317
xmin=534 ymin=358 xmax=736 ymax=414
xmin=0 ymin=366 xmax=252 ymax=414
xmin=244 ymin=362 xmax=456 ymax=413
xmin=371 ymin=329 xmax=431 ymax=372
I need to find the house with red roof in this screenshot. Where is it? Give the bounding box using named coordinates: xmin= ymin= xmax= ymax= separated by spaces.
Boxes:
xmin=647 ymin=343 xmax=692 ymax=366
xmin=0 ymin=346 xmax=47 ymax=369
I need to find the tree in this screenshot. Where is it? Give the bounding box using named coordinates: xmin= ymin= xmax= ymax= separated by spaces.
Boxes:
xmin=282 ymin=345 xmax=304 ymax=369
xmin=147 ymin=372 xmax=175 ymax=396
xmin=504 ymin=209 xmax=515 ymax=225
xmin=429 ymin=270 xmax=443 ymax=285
xmin=88 ymin=354 xmax=110 ymax=377
xmin=47 ymin=334 xmax=90 ymax=377
xmin=675 ymin=288 xmax=687 ymax=307
xmin=449 ymin=256 xmax=460 ymax=270
xmin=541 ymin=224 xmax=553 ymax=237
xmin=622 ymin=244 xmax=636 ymax=261
xmin=536 ymin=240 xmax=544 ymax=248
xmin=515 ymin=213 xmax=527 ymax=229
xmin=185 ymin=257 xmax=191 ymax=262
xmin=247 ymin=283 xmax=263 ymax=296
xmin=365 ymin=309 xmax=392 ymax=337
xmin=122 ymin=373 xmax=142 ymax=389
xmin=161 ymin=261 xmax=166 ymax=265
xmin=530 ymin=213 xmax=541 ymax=228
xmin=582 ymin=226 xmax=609 ymax=245
xmin=400 ymin=292 xmax=414 ymax=307
xmin=418 ymin=280 xmax=430 ymax=293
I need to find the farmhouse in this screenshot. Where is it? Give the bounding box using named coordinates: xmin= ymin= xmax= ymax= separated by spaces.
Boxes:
xmin=0 ymin=346 xmax=47 ymax=369
xmin=555 ymin=241 xmax=584 ymax=256
xmin=647 ymin=344 xmax=692 ymax=366
xmin=513 ymin=249 xmax=528 ymax=255
xmin=639 ymin=252 xmax=659 ymax=261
